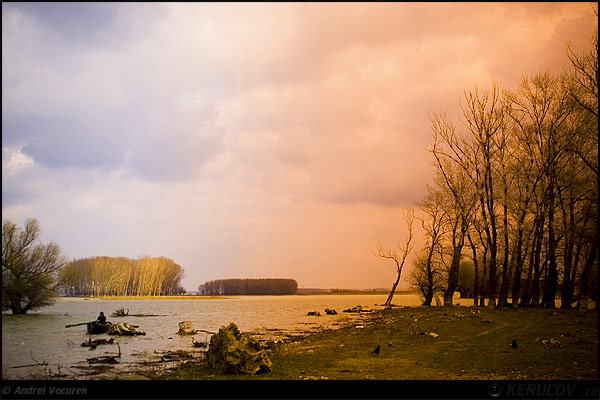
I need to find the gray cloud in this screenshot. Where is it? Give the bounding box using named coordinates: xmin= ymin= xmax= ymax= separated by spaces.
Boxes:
xmin=3 ymin=2 xmax=123 ymax=48
xmin=3 ymin=114 xmax=125 ymax=170
xmin=2 ymin=3 xmax=596 ymax=290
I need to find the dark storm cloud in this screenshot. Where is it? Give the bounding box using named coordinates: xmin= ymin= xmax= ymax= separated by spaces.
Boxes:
xmin=3 ymin=2 xmax=122 ymax=47
xmin=3 ymin=114 xmax=125 ymax=169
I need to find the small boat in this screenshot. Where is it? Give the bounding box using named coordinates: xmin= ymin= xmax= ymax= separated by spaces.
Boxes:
xmin=86 ymin=321 xmax=112 ymax=334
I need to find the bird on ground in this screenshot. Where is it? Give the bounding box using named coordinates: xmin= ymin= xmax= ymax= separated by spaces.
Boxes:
xmin=511 ymin=339 xmax=518 ymax=349
xmin=370 ymin=344 xmax=381 ymax=355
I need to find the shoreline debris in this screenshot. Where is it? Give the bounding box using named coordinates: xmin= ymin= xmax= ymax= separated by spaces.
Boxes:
xmin=178 ymin=321 xmax=197 ymax=335
xmin=205 ymin=322 xmax=272 ymax=374
xmin=343 ymin=305 xmax=373 ymax=313
xmin=192 ymin=338 xmax=208 ymax=348
xmin=177 ymin=321 xmax=216 ymax=335
xmin=108 ymin=322 xmax=146 ymax=336
xmin=112 ymin=307 xmax=129 ymax=317
xmin=81 ymin=337 xmax=115 ymax=349
xmin=87 ymin=343 xmax=121 ymax=364
xmin=160 ymin=350 xmax=195 ymax=362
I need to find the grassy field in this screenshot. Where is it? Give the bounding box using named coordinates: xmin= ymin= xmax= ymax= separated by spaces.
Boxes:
xmin=156 ymin=306 xmax=598 ymax=381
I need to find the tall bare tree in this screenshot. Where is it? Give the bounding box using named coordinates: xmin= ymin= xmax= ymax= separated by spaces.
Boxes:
xmin=429 ymin=112 xmax=478 ymax=306
xmin=374 ymin=208 xmax=414 ymax=307
xmin=414 ymin=187 xmax=447 ymax=305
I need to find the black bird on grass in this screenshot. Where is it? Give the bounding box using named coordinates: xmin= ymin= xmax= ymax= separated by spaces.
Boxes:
xmin=511 ymin=339 xmax=518 ymax=349
xmin=370 ymin=344 xmax=381 ymax=355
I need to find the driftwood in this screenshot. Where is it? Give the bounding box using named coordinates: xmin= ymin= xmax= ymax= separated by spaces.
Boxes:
xmin=81 ymin=337 xmax=115 ymax=349
xmin=177 ymin=321 xmax=216 ymax=335
xmin=9 ymin=350 xmax=48 ymax=368
xmin=343 ymin=305 xmax=373 ymax=313
xmin=129 ymin=313 xmax=167 ymax=317
xmin=111 ymin=307 xmax=166 ymax=317
xmin=87 ymin=356 xmax=119 ymax=364
xmin=192 ymin=338 xmax=208 ymax=348
xmin=87 ymin=343 xmax=121 ymax=364
xmin=112 ymin=307 xmax=129 ymax=317
xmin=160 ymin=350 xmax=194 ymax=362
xmin=107 ymin=322 xmax=146 ymax=336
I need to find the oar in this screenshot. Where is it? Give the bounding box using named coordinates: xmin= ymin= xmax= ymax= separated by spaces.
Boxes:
xmin=65 ymin=321 xmax=95 ymax=328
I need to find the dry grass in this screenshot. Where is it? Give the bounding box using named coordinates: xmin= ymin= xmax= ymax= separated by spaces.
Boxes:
xmin=160 ymin=306 xmax=598 ymax=380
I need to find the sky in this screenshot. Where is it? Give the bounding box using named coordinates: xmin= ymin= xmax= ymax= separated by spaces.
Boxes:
xmin=2 ymin=2 xmax=598 ymax=292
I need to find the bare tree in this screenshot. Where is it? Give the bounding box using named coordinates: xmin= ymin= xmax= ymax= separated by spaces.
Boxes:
xmin=414 ymin=187 xmax=447 ymax=305
xmin=374 ymin=208 xmax=414 ymax=307
xmin=2 ymin=219 xmax=66 ymax=314
xmin=429 ymin=112 xmax=478 ymax=306
xmin=460 ymin=82 xmax=508 ymax=307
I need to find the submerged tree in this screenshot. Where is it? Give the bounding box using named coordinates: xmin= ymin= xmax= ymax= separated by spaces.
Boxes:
xmin=61 ymin=256 xmax=185 ymax=296
xmin=2 ymin=219 xmax=66 ymax=314
xmin=374 ymin=208 xmax=415 ymax=307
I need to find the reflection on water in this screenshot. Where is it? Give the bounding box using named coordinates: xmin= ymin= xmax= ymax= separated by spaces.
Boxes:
xmin=2 ymin=293 xmax=429 ymax=379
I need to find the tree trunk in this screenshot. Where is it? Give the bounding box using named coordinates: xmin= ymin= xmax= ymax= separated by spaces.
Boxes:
xmin=578 ymin=226 xmax=598 ymax=313
xmin=497 ymin=193 xmax=511 ymax=308
xmin=444 ymin=243 xmax=464 ymax=307
xmin=510 ymin=212 xmax=527 ymax=309
xmin=384 ymin=271 xmax=401 ymax=307
xmin=542 ymin=176 xmax=558 ymax=309
xmin=480 ymin=243 xmax=488 ymax=307
xmin=423 ymin=241 xmax=437 ymax=306
xmin=467 ymin=233 xmax=479 ymax=307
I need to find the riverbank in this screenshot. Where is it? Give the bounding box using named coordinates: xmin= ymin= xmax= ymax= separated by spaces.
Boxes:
xmin=153 ymin=305 xmax=598 ymax=380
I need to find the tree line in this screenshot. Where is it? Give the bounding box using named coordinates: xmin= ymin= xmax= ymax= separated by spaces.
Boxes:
xmin=60 ymin=256 xmax=185 ymax=296
xmin=405 ymin=26 xmax=598 ymax=310
xmin=198 ymin=278 xmax=298 ymax=295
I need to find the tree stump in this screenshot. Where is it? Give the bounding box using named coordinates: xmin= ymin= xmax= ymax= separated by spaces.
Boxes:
xmin=177 ymin=321 xmax=197 ymax=335
xmin=205 ymin=322 xmax=272 ymax=374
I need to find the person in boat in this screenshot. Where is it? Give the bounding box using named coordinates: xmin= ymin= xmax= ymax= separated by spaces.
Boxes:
xmin=97 ymin=312 xmax=107 ymax=324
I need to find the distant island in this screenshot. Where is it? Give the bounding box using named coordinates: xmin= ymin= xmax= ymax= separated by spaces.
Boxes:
xmin=296 ymin=288 xmax=394 ymax=294
xmin=198 ymin=278 xmax=298 ymax=295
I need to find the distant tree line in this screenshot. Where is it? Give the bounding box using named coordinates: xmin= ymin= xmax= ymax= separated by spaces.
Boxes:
xmin=198 ymin=278 xmax=298 ymax=295
xmin=408 ymin=25 xmax=598 ymax=310
xmin=61 ymin=256 xmax=185 ymax=296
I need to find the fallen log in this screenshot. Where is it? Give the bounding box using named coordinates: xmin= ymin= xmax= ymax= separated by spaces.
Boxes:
xmin=86 ymin=343 xmax=121 ymax=364
xmin=107 ymin=322 xmax=146 ymax=336
xmin=9 ymin=362 xmax=49 ymax=369
xmin=160 ymin=350 xmax=194 ymax=362
xmin=81 ymin=337 xmax=115 ymax=348
xmin=87 ymin=356 xmax=119 ymax=364
xmin=10 ymin=350 xmax=48 ymax=368
xmin=129 ymin=313 xmax=167 ymax=317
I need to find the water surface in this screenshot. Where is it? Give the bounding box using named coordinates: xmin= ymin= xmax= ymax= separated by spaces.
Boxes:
xmin=4 ymin=293 xmax=420 ymax=379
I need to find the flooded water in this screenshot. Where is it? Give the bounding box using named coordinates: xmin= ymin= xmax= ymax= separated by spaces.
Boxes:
xmin=3 ymin=293 xmax=429 ymax=379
